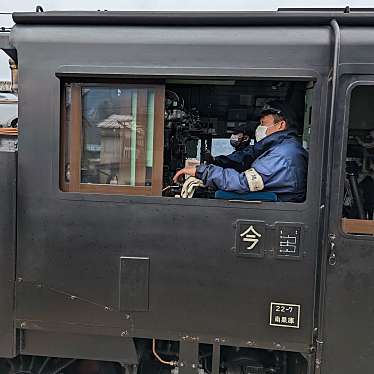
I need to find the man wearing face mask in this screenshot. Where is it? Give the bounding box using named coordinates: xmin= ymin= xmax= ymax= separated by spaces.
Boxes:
xmin=203 ymin=123 xmax=252 ymax=170
xmin=173 ymin=101 xmax=308 ymax=202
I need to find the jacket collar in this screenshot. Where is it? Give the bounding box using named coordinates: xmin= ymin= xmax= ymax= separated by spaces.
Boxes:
xmin=255 ymin=129 xmax=298 ymax=151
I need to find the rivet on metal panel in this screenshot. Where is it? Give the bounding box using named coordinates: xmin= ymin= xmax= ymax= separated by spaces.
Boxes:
xmin=246 ymin=340 xmax=255 ymax=346
xmin=179 ymin=361 xmax=185 ymax=367
xmin=121 ymin=331 xmax=128 ymax=337
xmin=17 ymin=277 xmax=23 ymax=283
xmin=191 ymin=364 xmax=197 ymax=368
xmin=275 ymin=343 xmax=282 ymax=349
xmin=181 ymin=335 xmax=200 ymax=342
xmin=20 ymin=322 xmax=26 ymax=328
xmin=214 ymin=338 xmax=220 ymax=343
xmin=104 ymin=306 xmax=110 ymax=311
xmin=124 ymin=313 xmax=131 ymax=320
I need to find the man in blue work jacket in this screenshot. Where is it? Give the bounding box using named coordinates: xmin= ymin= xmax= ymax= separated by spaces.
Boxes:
xmin=173 ymin=102 xmax=308 ymax=202
xmin=203 ymin=122 xmax=252 ymax=168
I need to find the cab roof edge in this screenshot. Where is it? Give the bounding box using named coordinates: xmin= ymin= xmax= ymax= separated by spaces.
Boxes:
xmin=11 ymin=10 xmax=374 ymax=27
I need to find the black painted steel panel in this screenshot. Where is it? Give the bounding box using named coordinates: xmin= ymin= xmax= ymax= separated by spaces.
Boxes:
xmin=0 ymin=150 xmax=16 ymax=357
xmin=119 ymin=257 xmax=149 ymax=312
xmin=11 ymin=23 xmax=328 ymax=357
xmin=22 ymin=330 xmax=138 ymax=364
xmin=322 ymin=73 xmax=374 ymax=374
xmin=6 ymin=9 xmax=374 ymax=372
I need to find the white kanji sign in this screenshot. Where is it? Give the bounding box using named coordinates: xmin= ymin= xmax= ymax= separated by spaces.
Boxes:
xmin=240 ymin=225 xmax=262 ymax=250
xmin=279 ymin=230 xmax=298 ymax=254
xmin=235 ymin=220 xmax=265 ymax=257
xmin=276 ymin=225 xmax=302 ymax=258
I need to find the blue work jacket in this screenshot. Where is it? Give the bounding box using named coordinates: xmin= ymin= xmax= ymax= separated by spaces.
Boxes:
xmin=196 ymin=130 xmax=308 ymax=202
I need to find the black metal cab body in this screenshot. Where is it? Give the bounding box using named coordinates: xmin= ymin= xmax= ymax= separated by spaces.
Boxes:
xmin=0 ymin=10 xmax=374 ymax=374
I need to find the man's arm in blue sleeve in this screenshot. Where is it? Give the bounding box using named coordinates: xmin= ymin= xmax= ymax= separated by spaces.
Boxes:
xmin=196 ymin=164 xmax=264 ymax=193
xmin=212 ymin=147 xmax=256 ymax=171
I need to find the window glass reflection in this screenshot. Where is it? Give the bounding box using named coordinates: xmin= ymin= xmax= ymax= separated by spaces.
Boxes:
xmin=81 ymin=87 xmax=155 ymax=187
xmin=342 ymin=85 xmax=374 ymax=235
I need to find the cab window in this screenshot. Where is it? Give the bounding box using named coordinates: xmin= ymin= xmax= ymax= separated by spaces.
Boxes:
xmin=60 ymin=79 xmax=314 ymax=201
xmin=342 ymin=85 xmax=374 ymax=236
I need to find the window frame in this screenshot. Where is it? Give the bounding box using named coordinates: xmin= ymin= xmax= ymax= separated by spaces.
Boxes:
xmin=55 ymin=72 xmax=322 ymax=211
xmin=60 ymin=82 xmax=165 ymax=196
xmin=339 ymin=80 xmax=374 ymax=237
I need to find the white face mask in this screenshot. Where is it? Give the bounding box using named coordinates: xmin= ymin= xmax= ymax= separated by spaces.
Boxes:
xmin=230 ymin=134 xmax=241 ymax=142
xmin=255 ymin=123 xmax=278 ymax=142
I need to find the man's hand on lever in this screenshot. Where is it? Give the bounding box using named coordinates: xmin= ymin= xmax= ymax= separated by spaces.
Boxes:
xmin=173 ymin=166 xmax=197 ymax=183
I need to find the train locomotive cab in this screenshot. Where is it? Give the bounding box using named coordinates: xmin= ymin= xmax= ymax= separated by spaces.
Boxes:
xmin=1 ymin=8 xmax=374 ymax=374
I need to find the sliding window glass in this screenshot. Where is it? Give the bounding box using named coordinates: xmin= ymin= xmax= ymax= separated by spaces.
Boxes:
xmin=342 ymin=85 xmax=374 ymax=236
xmin=60 ymin=83 xmax=164 ymax=195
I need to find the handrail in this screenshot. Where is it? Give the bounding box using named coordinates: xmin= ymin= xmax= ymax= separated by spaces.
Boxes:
xmin=314 ymin=18 xmax=341 ymax=374
xmin=329 ymin=19 xmax=341 ymax=130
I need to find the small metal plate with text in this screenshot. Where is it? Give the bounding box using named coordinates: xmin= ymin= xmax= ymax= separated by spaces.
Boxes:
xmin=275 ymin=223 xmax=303 ymax=259
xmin=235 ymin=220 xmax=266 ymax=257
xmin=269 ymin=302 xmax=300 ymax=328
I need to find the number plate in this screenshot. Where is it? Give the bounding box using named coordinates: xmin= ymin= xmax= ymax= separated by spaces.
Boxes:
xmin=269 ymin=302 xmax=301 ymax=328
